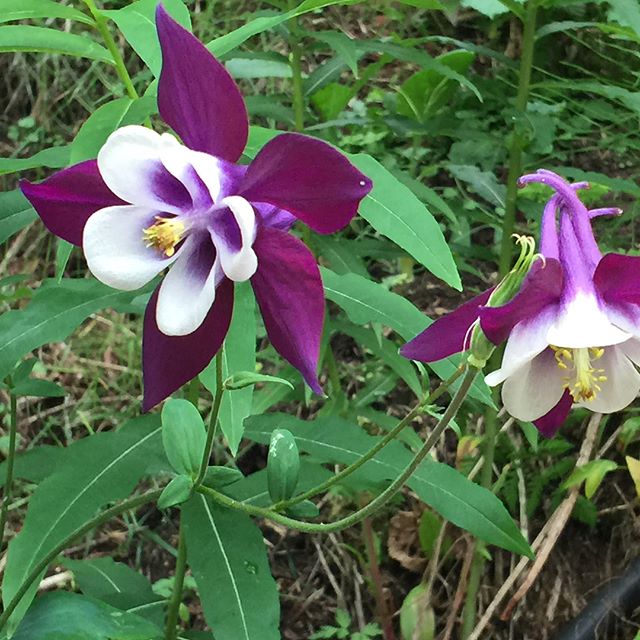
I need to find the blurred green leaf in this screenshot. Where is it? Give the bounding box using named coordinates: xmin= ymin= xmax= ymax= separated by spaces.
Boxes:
xmin=0 ymin=0 xmax=94 ymax=24
xmin=0 ymin=191 xmax=36 ymax=244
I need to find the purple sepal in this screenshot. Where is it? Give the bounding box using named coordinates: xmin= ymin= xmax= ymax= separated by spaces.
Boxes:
xmin=251 ymin=226 xmax=324 ymax=394
xmin=142 ymin=279 xmax=235 ymax=410
xmin=156 ymin=5 xmax=248 ymax=162
xmin=594 ymin=253 xmax=640 ymax=306
xmin=479 ymin=258 xmax=563 ymax=345
xmin=533 ymin=389 xmax=572 ymax=438
xmin=20 ymin=160 xmax=123 ymax=246
xmin=400 ymin=288 xmax=494 ymax=363
xmin=240 ymin=133 xmax=372 ymax=234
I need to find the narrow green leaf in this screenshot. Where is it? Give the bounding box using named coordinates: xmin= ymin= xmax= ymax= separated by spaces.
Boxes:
xmin=0 ymin=191 xmax=36 ymax=244
xmin=182 ymin=495 xmax=280 ymax=640
xmin=0 ymin=145 xmax=70 ymax=176
xmin=102 ymin=0 xmax=190 ymax=76
xmin=224 ymin=372 xmax=293 ymax=391
xmin=448 ymin=164 xmax=506 ymax=208
xmin=245 ymin=414 xmax=532 ymax=557
xmin=225 ymin=57 xmax=292 ymax=79
xmin=2 ymin=418 xmax=164 ymax=629
xmin=55 ymin=239 xmax=73 ymax=282
xmin=0 ymin=0 xmax=94 ymax=24
xmin=352 ymin=155 xmax=461 ymax=289
xmin=0 ymin=279 xmax=137 ymax=381
xmin=161 ymin=399 xmax=206 ymax=477
xmin=11 ymin=378 xmax=65 ymax=398
xmin=0 ymin=26 xmax=112 ymax=62
xmin=313 ymin=31 xmax=358 ymax=76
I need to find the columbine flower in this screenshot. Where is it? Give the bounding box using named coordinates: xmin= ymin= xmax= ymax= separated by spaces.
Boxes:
xmin=401 ymin=169 xmax=640 ymax=436
xmin=21 ymin=5 xmax=372 ymax=409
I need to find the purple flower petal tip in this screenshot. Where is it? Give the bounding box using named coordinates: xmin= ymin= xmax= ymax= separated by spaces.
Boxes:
xmin=533 ymin=389 xmax=572 ymax=438
xmin=156 ymin=3 xmax=248 ymax=162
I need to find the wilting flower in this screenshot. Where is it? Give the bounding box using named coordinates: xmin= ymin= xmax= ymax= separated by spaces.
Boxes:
xmin=402 ymin=169 xmax=640 ymax=436
xmin=21 ymin=6 xmax=372 ymax=409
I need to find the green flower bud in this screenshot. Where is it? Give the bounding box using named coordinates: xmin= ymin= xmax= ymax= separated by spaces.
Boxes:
xmin=267 ymin=429 xmax=300 ymax=503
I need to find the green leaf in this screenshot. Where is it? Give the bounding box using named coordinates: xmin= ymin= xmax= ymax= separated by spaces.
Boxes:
xmin=245 ymin=414 xmax=532 ymax=557
xmin=2 ymin=417 xmax=164 ymax=630
xmin=0 ymin=191 xmax=37 ymax=244
xmin=11 ymin=592 xmax=160 ymax=640
xmin=158 ymin=474 xmax=193 ymax=509
xmin=0 ymin=279 xmax=137 ymax=381
xmin=161 ymin=399 xmax=206 ymax=477
xmin=224 ymin=372 xmax=294 ymax=391
xmin=607 ymin=0 xmax=640 ymax=36
xmin=201 ymin=282 xmax=256 ymax=456
xmin=203 ymin=466 xmax=244 ymax=488
xmin=11 ymin=378 xmax=64 ymax=398
xmin=267 ymin=429 xmax=300 ymax=502
xmin=102 ymin=0 xmax=191 ymax=76
xmin=0 ymin=145 xmax=70 ymax=176
xmin=448 ymin=164 xmax=506 ymax=208
xmin=562 ymin=459 xmax=619 ymax=499
xmin=182 ymin=495 xmax=280 ymax=640
xmin=55 ymin=239 xmax=73 ymax=283
xmin=0 ymin=0 xmax=94 ymax=24
xmin=0 ymin=25 xmax=112 ymax=62
xmin=313 ymin=31 xmax=358 ymax=76
xmin=321 ymin=268 xmax=493 ymax=405
xmin=310 ymin=82 xmax=353 ymax=121
xmin=70 ymin=96 xmax=157 ymax=163
xmin=225 ymin=57 xmax=292 ymax=79
xmin=350 ymin=155 xmax=461 ymax=290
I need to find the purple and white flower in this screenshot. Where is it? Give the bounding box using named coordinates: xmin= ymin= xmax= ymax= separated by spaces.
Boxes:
xmin=401 ymin=169 xmax=640 ymax=436
xmin=21 ymin=5 xmax=372 ymax=409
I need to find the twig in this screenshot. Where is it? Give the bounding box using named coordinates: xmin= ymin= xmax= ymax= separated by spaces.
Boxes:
xmin=441 ymin=539 xmax=475 ymax=640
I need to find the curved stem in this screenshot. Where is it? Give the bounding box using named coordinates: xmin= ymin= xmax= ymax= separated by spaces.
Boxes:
xmin=198 ymin=368 xmax=477 ymax=533
xmin=0 ymin=391 xmax=18 ymax=551
xmin=193 ymin=350 xmax=224 ymax=489
xmin=0 ymin=489 xmax=161 ymax=631
xmin=82 ymin=0 xmax=138 ymax=100
xmin=164 ymin=519 xmax=187 ymax=640
xmin=272 ymin=366 xmax=465 ymax=511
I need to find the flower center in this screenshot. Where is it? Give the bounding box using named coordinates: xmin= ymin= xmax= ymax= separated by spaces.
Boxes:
xmin=143 ymin=216 xmax=185 ymax=257
xmin=551 ymin=346 xmax=607 ymax=401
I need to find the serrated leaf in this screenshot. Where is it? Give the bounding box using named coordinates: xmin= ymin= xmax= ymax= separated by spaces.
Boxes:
xmin=182 ymin=495 xmax=280 ymax=640
xmin=0 ymin=0 xmax=94 ymax=24
xmin=161 ymin=399 xmax=206 ymax=477
xmin=245 ymin=414 xmax=532 ymax=557
xmin=351 ymin=155 xmax=461 ymax=290
xmin=0 ymin=25 xmax=112 ymax=62
xmin=2 ymin=417 xmax=164 ymax=630
xmin=11 ymin=591 xmax=160 ymax=640
xmin=0 ymin=278 xmax=137 ymax=381
xmin=0 ymin=191 xmax=37 ymax=244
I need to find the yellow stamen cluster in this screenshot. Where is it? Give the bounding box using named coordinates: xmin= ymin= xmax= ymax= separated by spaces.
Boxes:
xmin=551 ymin=346 xmax=607 ymax=402
xmin=143 ymin=216 xmax=185 ymax=257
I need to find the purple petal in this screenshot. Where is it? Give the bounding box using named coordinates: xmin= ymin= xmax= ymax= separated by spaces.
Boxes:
xmin=20 ymin=160 xmax=123 ymax=246
xmin=239 ymin=133 xmax=372 ymax=234
xmin=254 ymin=203 xmax=296 ymax=232
xmin=142 ymin=278 xmax=234 ymax=410
xmin=533 ymin=389 xmax=573 ymax=438
xmin=594 ymin=253 xmax=640 ymax=306
xmin=156 ymin=4 xmax=248 ymax=162
xmin=251 ymin=226 xmax=324 ymax=393
xmin=400 ymin=288 xmax=494 ymax=363
xmin=479 ymin=258 xmax=563 ymax=345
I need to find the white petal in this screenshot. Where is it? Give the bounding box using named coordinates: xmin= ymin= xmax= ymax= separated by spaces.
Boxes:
xmin=485 ymin=307 xmax=556 ymax=387
xmin=500 ymin=349 xmax=566 ymax=421
xmin=214 ymin=196 xmax=258 ymax=282
xmin=97 ymin=125 xmax=190 ymax=213
xmin=156 ymin=235 xmax=223 ymax=336
xmin=622 ymin=338 xmax=640 ymax=366
xmin=159 ymin=133 xmax=221 ymax=208
xmin=83 ymin=205 xmax=177 ymax=291
xmin=547 ymin=291 xmax=630 ymax=348
xmin=577 ymin=345 xmax=640 ymax=413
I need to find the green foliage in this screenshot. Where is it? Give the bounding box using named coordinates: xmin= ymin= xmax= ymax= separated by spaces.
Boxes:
xmin=311 ymin=609 xmax=382 ymax=639
xmin=161 ymin=399 xmax=206 ymax=477
xmin=267 ymin=428 xmax=300 ymax=502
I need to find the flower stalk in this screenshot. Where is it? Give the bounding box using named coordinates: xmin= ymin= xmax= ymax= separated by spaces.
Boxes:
xmin=164 ymin=522 xmax=188 ymax=640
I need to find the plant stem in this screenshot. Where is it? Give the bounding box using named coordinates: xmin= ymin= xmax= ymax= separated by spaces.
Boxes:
xmin=82 ymin=0 xmax=138 ymax=100
xmin=198 ymin=368 xmax=477 ymax=534
xmin=287 ymin=2 xmax=305 ymax=132
xmin=0 ymin=391 xmax=18 ymax=551
xmin=164 ymin=520 xmax=187 ymax=640
xmin=193 ymin=350 xmax=224 ymax=489
xmin=0 ymin=489 xmax=161 ymax=631
xmin=497 ymin=0 xmax=539 ymax=276
xmin=271 ymin=366 xmax=464 ymax=512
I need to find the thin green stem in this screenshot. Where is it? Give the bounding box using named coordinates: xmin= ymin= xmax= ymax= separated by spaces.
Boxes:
xmin=287 ymin=2 xmax=305 ymax=132
xmin=271 ymin=366 xmax=464 ymax=512
xmin=198 ymin=368 xmax=477 ymax=533
xmin=498 ymin=0 xmax=539 ymax=276
xmin=0 ymin=391 xmax=18 ymax=551
xmin=0 ymin=489 xmax=161 ymax=631
xmin=194 ymin=350 xmax=224 ymax=488
xmin=82 ymin=0 xmax=138 ymax=100
xmin=164 ymin=519 xmax=187 ymax=640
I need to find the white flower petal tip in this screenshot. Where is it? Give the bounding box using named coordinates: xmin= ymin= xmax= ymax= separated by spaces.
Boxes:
xmin=216 ymin=196 xmax=258 ymax=282
xmin=83 ymin=205 xmax=177 ymax=291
